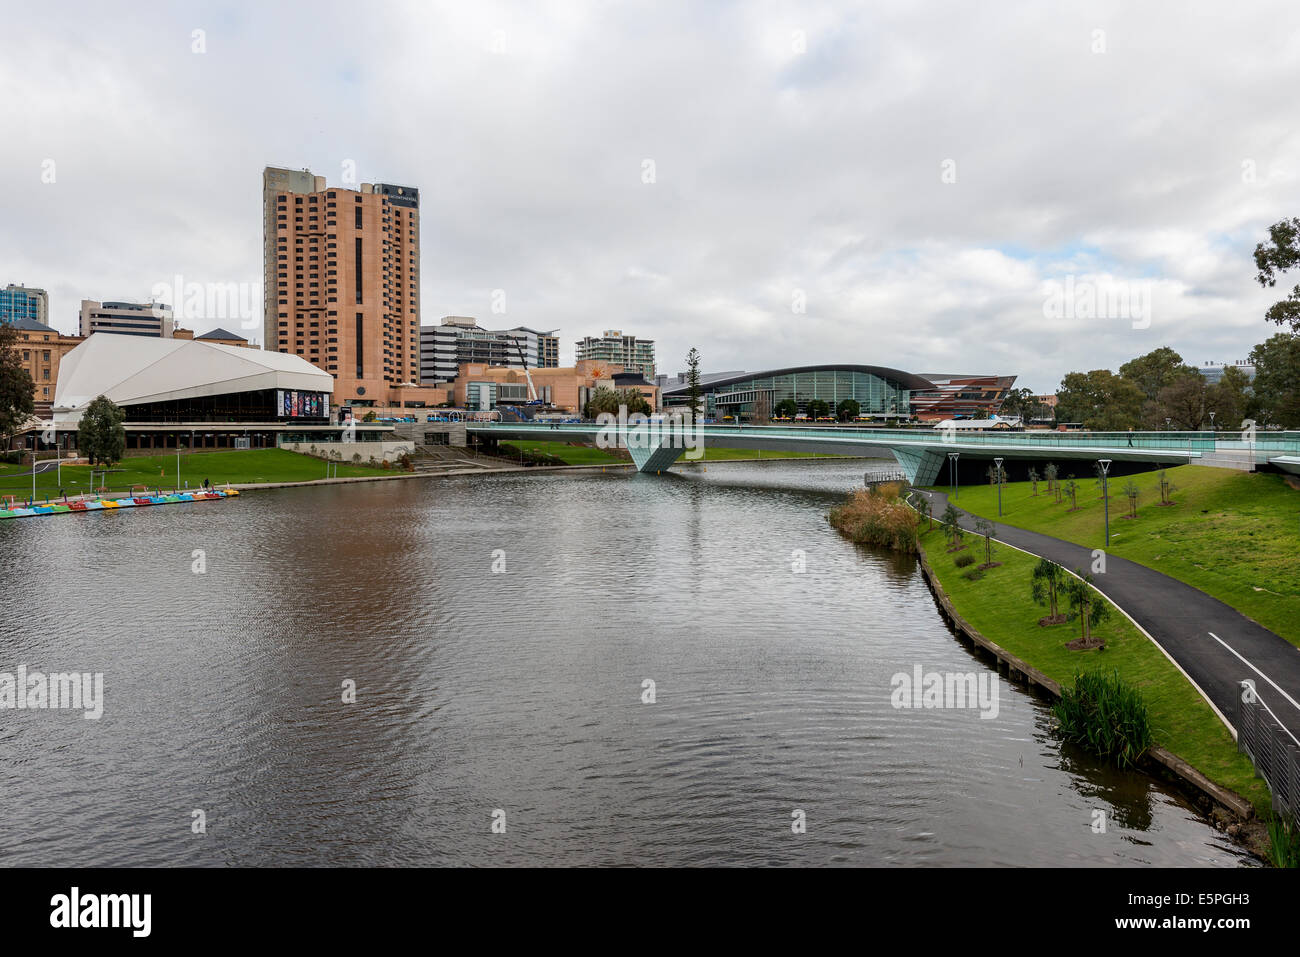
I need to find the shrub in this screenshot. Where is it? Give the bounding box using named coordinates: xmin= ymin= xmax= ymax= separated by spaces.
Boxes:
xmin=1052 ymin=669 xmax=1152 ymax=768
xmin=828 ymin=484 xmax=919 ymax=554
xmin=954 ymin=552 xmax=976 ymax=568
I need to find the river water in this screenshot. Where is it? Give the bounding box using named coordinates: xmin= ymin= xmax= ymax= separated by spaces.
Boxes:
xmin=0 ymin=459 xmax=1251 ymax=866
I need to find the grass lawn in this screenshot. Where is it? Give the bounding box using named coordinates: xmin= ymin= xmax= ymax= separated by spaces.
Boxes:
xmin=497 ymin=440 xmax=856 ymax=466
xmin=917 ymin=523 xmax=1270 ymax=815
xmin=937 ymin=465 xmax=1300 ymax=647
xmin=0 ymin=449 xmax=390 ymax=500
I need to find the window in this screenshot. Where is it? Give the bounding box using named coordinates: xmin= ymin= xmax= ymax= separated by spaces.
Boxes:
xmin=355 ymin=313 xmax=364 ymax=378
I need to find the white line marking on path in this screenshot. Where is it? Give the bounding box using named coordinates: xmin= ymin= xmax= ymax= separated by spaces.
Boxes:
xmin=1208 ymin=631 xmax=1300 ymax=738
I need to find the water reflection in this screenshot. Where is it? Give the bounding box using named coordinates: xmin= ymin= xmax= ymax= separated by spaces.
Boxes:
xmin=0 ymin=458 xmax=1252 ymax=866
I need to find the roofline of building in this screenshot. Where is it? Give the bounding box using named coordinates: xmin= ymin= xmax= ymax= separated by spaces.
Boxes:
xmin=660 ymin=364 xmax=935 ymax=394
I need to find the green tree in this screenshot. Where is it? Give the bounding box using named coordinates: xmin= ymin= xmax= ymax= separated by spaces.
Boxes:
xmin=1063 ymin=478 xmax=1078 ymax=510
xmin=773 ymin=398 xmax=798 ymax=419
xmin=1064 ymin=570 xmax=1109 ymax=649
xmin=1118 ymin=347 xmax=1199 ymax=403
xmin=1055 ymin=370 xmax=1145 ymax=430
xmin=997 ymin=386 xmax=1039 ymax=421
xmin=1031 ymin=558 xmax=1067 ymax=624
xmin=941 ymin=503 xmax=963 ymax=547
xmin=77 ymin=395 xmax=126 ymax=468
xmin=1249 ymin=333 xmax=1300 ymax=428
xmin=806 ymin=399 xmax=830 ymax=420
xmin=836 ymin=398 xmax=861 ymax=421
xmin=684 ymin=347 xmax=702 ymax=417
xmin=0 ymin=322 xmax=36 ymax=446
xmin=1253 ymin=218 xmax=1300 ymax=330
xmin=1152 ymin=374 xmax=1207 ymax=430
xmin=1027 ymin=466 xmax=1041 ymax=497
xmin=584 ymin=386 xmax=651 ymax=419
xmin=1205 ymin=365 xmax=1250 ymax=429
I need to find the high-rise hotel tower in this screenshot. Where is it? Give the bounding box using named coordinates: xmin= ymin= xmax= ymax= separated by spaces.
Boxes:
xmin=262 ymin=166 xmax=421 ymax=407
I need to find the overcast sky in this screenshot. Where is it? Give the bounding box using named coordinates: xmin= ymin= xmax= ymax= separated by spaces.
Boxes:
xmin=3 ymin=0 xmax=1299 ymax=392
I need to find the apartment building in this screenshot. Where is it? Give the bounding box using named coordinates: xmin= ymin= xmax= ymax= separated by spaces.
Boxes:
xmin=575 ymin=330 xmax=655 ymax=379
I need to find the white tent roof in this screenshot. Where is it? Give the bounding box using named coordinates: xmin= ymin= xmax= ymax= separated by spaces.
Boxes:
xmin=53 ymin=333 xmax=333 ymax=421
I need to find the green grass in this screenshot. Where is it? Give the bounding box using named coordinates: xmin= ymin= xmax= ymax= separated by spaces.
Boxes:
xmin=498 ymin=441 xmax=623 ymax=466
xmin=938 ymin=465 xmax=1300 ymax=647
xmin=497 ymin=440 xmax=856 ymax=467
xmin=918 ymin=522 xmax=1270 ymax=814
xmin=0 ymin=449 xmax=389 ymax=500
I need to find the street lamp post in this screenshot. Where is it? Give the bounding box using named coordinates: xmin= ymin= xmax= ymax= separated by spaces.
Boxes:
xmin=948 ymin=451 xmax=960 ymax=501
xmin=994 ymin=457 xmax=1004 ymax=516
xmin=1098 ymin=458 xmax=1112 ymax=546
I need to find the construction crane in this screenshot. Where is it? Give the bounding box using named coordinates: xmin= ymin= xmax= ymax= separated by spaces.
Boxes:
xmin=511 ymin=340 xmax=544 ymax=406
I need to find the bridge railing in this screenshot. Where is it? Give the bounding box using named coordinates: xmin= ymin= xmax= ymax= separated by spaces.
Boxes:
xmin=468 ymin=421 xmax=1300 ymax=453
xmin=1236 ymin=680 xmax=1300 ymax=829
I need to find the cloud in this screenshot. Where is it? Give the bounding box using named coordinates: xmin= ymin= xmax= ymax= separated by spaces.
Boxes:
xmin=2 ymin=0 xmax=1298 ymax=390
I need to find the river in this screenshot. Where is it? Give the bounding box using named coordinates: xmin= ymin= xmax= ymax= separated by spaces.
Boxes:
xmin=0 ymin=459 xmax=1251 ymax=865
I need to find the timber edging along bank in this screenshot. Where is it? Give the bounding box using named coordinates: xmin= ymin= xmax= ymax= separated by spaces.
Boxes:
xmin=914 ymin=540 xmax=1256 ymax=824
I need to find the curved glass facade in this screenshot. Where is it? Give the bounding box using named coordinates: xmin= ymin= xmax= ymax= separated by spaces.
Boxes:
xmin=677 ymin=368 xmax=914 ymax=419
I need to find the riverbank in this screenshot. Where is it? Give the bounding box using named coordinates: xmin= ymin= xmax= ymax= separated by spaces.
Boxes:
xmin=910 ymin=521 xmax=1271 ymax=857
xmin=940 ymin=465 xmax=1300 ymax=648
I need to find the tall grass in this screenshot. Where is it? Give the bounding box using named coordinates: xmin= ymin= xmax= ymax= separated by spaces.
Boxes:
xmin=1267 ymin=815 xmax=1300 ymax=868
xmin=1052 ymin=669 xmax=1153 ymax=769
xmin=828 ymin=483 xmax=918 ymax=554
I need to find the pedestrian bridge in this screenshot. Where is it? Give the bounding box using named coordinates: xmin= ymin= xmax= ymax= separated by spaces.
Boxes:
xmin=467 ymin=422 xmax=1300 ymax=483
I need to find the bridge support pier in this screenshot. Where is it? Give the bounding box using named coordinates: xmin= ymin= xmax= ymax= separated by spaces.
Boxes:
xmin=889 ymin=447 xmax=945 ymax=486
xmin=628 ymin=440 xmax=686 ymax=473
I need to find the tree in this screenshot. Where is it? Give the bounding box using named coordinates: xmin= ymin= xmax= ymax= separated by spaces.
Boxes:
xmin=998 ymin=387 xmax=1039 ymax=421
xmin=1205 ymin=365 xmax=1250 ymax=429
xmin=836 ymin=398 xmax=861 ymax=422
xmin=806 ymin=399 xmax=830 ymax=420
xmin=684 ymin=347 xmax=702 ymax=417
xmin=1031 ymin=558 xmax=1067 ymax=625
xmin=1027 ymin=466 xmax=1041 ymax=496
xmin=973 ymin=517 xmax=996 ymax=567
xmin=1063 ymin=478 xmax=1078 ymax=510
xmin=1151 ymin=375 xmax=1208 ymax=430
xmin=584 ymin=387 xmax=651 ymax=419
xmin=0 ymin=322 xmax=36 ymax=446
xmin=78 ymin=395 xmax=126 ymax=468
xmin=941 ymin=503 xmax=963 ymax=548
xmin=1043 ymin=462 xmax=1058 ymax=494
xmin=1253 ymin=217 xmax=1300 ymax=331
xmin=1055 ymin=370 xmax=1145 ymax=430
xmin=1249 ymin=333 xmax=1300 ymax=428
xmin=1119 ymin=347 xmax=1199 ymax=403
xmin=1122 ymin=478 xmax=1139 ymax=519
xmin=774 ymin=398 xmax=798 ymax=419
xmin=1156 ymin=470 xmax=1177 ymax=506
xmin=1064 ymin=570 xmax=1109 ymax=649
xmin=913 ymin=494 xmax=932 ymax=531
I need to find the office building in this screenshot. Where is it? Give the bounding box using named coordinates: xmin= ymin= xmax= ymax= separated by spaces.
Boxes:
xmin=0 ymin=284 xmax=49 ymax=326
xmin=1199 ymin=360 xmax=1256 ymax=385
xmin=80 ymin=299 xmax=174 ymax=338
xmin=575 ymin=330 xmax=655 ymax=379
xmin=263 ymin=164 xmax=430 ymax=408
xmin=420 ymin=316 xmax=559 ymax=383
